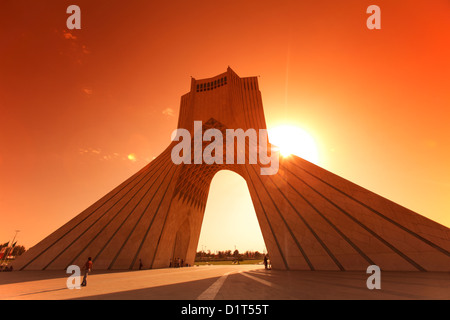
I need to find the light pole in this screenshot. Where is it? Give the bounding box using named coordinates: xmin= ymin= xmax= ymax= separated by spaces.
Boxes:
xmin=1 ymin=230 xmax=19 ymax=265
xmin=9 ymin=230 xmax=20 ymax=258
xmin=11 ymin=230 xmax=20 ymax=246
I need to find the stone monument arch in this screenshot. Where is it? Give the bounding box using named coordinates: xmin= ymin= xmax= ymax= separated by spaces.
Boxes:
xmin=14 ymin=68 xmax=450 ymax=271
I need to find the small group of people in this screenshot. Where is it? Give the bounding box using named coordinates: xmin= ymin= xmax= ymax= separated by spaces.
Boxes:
xmin=263 ymin=255 xmax=271 ymax=270
xmin=169 ymin=257 xmax=185 ymax=268
xmin=0 ymin=265 xmax=13 ymax=272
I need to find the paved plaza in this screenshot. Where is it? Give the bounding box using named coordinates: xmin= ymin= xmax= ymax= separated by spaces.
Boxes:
xmin=0 ymin=265 xmax=449 ymax=300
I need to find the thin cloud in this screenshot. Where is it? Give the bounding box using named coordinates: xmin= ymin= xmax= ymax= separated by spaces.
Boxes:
xmin=162 ymin=108 xmax=175 ymax=117
xmin=78 ymin=148 xmax=143 ymax=164
xmin=81 ymin=45 xmax=91 ymax=54
xmin=83 ymin=88 xmax=93 ymax=95
xmin=78 ymin=147 xmax=101 ymax=155
xmin=63 ymin=30 xmax=77 ymax=40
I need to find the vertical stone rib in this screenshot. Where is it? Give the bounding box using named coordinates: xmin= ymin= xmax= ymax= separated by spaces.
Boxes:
xmin=248 ymin=164 xmax=314 ymax=270
xmin=266 ymin=173 xmax=345 ymax=270
xmin=283 ymin=164 xmax=426 ymax=271
xmin=18 ymin=152 xmax=167 ymax=270
xmin=291 ymin=160 xmax=450 ymax=257
xmin=244 ymin=165 xmax=290 ymax=270
xmin=107 ymin=159 xmax=175 ymax=270
xmin=129 ymin=165 xmax=179 ymax=269
xmin=69 ymin=156 xmax=174 ymax=268
xmin=275 ymin=167 xmax=376 ymax=267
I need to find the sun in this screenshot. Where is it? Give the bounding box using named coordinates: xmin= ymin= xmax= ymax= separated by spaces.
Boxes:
xmin=268 ymin=125 xmax=319 ymax=164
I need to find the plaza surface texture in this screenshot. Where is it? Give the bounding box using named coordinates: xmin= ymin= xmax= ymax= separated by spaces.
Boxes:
xmin=1 ymin=265 xmax=449 ymax=300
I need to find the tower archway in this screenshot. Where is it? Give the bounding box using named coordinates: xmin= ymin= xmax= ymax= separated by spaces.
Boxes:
xmin=197 ymin=169 xmax=266 ymax=257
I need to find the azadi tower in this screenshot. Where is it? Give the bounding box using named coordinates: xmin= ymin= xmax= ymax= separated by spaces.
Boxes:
xmin=14 ymin=67 xmax=450 ymax=271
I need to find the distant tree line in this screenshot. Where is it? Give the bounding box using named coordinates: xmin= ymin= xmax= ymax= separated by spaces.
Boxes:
xmin=195 ymin=249 xmax=265 ymax=261
xmin=0 ymin=242 xmax=26 ymax=257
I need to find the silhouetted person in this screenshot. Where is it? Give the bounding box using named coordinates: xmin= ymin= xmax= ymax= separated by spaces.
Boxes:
xmin=264 ymin=255 xmax=268 ymax=270
xmin=81 ymin=257 xmax=93 ymax=287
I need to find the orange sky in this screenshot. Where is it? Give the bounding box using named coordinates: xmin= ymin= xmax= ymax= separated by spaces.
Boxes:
xmin=1 ymin=1 xmax=449 ymax=252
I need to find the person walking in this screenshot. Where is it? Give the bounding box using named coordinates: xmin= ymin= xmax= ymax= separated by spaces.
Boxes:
xmin=81 ymin=257 xmax=93 ymax=287
xmin=264 ymin=255 xmax=268 ymax=270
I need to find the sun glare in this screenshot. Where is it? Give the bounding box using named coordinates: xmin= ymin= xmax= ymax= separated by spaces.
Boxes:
xmin=268 ymin=125 xmax=319 ymax=164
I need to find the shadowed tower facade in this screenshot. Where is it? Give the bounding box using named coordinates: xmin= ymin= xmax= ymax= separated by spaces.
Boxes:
xmin=14 ymin=68 xmax=450 ymax=271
